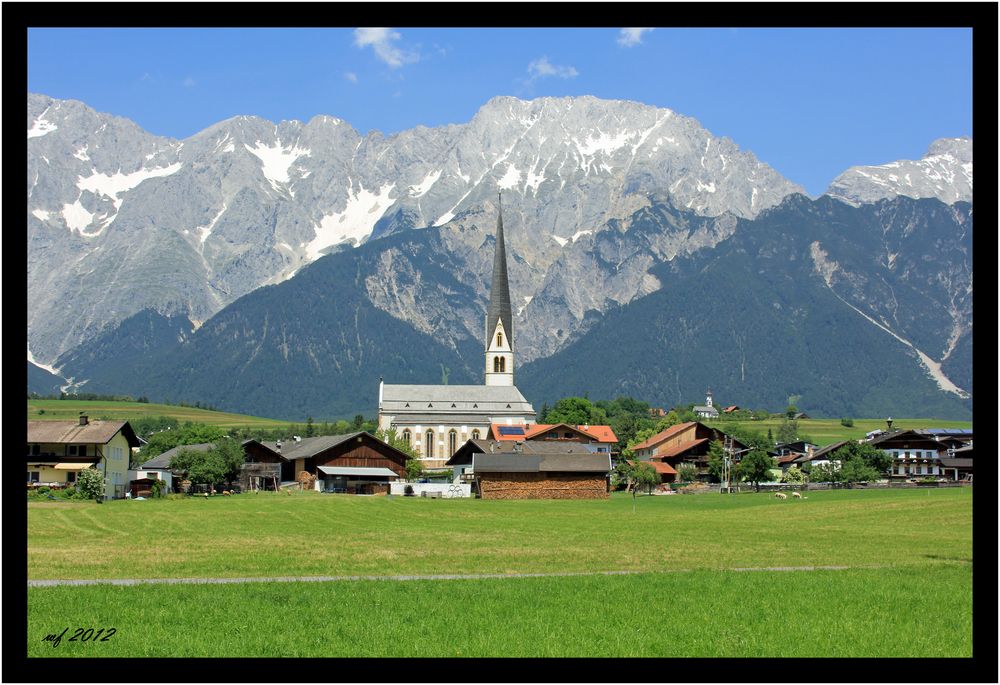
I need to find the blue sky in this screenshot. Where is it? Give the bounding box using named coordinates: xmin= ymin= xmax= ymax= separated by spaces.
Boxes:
xmin=28 ymin=27 xmax=972 ymax=196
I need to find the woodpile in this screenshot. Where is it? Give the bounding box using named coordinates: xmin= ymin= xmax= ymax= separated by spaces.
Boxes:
xmin=479 ymin=473 xmax=608 ymax=500
xmin=678 ymin=482 xmax=711 ymax=494
xmin=297 ymin=470 xmax=314 ymax=491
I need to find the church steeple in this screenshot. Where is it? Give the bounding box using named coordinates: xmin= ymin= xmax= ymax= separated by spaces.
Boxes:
xmin=485 ymin=193 xmax=514 ymax=386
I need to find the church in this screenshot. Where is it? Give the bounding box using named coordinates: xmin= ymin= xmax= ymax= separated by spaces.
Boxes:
xmin=377 ymin=197 xmax=537 ymax=469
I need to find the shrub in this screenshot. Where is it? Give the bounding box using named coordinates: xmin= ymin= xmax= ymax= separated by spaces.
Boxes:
xmin=76 ymin=468 xmax=105 ymax=500
xmin=36 ymin=486 xmax=51 ymax=495
xmin=840 ymin=417 xmax=854 ymax=427
xmin=404 ymin=484 xmax=415 ymax=496
xmin=677 ymin=464 xmax=699 ymax=482
xmin=60 ymin=486 xmax=77 ymax=499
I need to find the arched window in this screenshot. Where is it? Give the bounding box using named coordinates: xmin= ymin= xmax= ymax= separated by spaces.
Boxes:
xmin=493 ymin=356 xmax=501 ymax=373
xmin=471 ymin=429 xmax=481 ymax=440
xmin=402 ymin=429 xmax=411 ymax=445
xmin=499 ymin=357 xmax=506 ymax=373
xmin=425 ymin=430 xmax=435 ymax=458
xmin=448 ymin=429 xmax=458 ymax=456
xmin=497 ymin=332 xmax=503 ymax=348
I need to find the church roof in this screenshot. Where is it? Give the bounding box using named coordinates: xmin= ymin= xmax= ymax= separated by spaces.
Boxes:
xmin=485 ymin=196 xmax=513 ymax=350
xmin=381 ymin=384 xmax=535 ymax=416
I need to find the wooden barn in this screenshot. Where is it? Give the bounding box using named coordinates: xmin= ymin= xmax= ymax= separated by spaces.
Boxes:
xmin=247 ymin=432 xmax=409 ymax=494
xmin=446 ymin=440 xmax=611 ymax=499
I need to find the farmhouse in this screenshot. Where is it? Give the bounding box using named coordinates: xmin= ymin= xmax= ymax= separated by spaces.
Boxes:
xmin=490 ymin=422 xmax=618 ymax=454
xmin=248 ymin=432 xmax=409 ymax=494
xmin=869 ymin=429 xmax=972 ymax=480
xmin=446 ymin=439 xmax=611 ymax=499
xmin=377 ymin=198 xmax=536 ymax=468
xmin=630 ymin=421 xmax=745 ymax=482
xmin=27 ymin=415 xmax=140 ymax=499
xmin=137 ymin=442 xmax=214 ymax=492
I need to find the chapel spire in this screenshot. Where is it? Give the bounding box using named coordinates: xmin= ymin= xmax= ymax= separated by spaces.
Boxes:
xmin=485 ymin=193 xmax=514 ymax=386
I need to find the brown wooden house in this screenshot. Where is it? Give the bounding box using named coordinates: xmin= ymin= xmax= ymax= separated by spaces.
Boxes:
xmin=630 ymin=421 xmax=746 ymax=482
xmin=247 ymin=432 xmax=409 ymax=494
xmin=446 ymin=439 xmax=611 ymax=499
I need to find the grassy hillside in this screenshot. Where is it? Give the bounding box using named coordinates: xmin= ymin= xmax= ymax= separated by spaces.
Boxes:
xmin=703 ymin=416 xmax=973 ymax=445
xmin=26 ymin=399 xmax=294 ymax=429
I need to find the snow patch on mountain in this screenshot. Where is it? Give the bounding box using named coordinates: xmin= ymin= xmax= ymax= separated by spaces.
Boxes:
xmin=308 ymin=182 xmax=396 ymax=259
xmin=77 ymin=163 xmax=184 ymax=211
xmin=61 ymin=199 xmax=94 ymax=232
xmin=28 ymin=110 xmax=58 ymax=138
xmin=244 ymin=141 xmax=310 ymax=189
xmin=409 ymin=169 xmax=441 ymax=197
xmin=28 ymin=344 xmax=62 ymax=375
xmin=497 ymin=164 xmax=522 ymax=190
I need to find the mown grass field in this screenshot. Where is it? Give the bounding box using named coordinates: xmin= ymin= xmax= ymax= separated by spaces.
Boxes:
xmin=28 ymin=488 xmax=972 ymax=579
xmin=28 ymin=566 xmax=971 ymax=658
xmin=704 ymin=416 xmax=972 ymax=444
xmin=26 ymin=489 xmax=973 ymax=657
xmin=27 ymin=399 xmax=294 ymax=429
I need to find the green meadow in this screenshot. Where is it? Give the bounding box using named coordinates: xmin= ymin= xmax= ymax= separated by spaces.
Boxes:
xmin=27 ymin=399 xmax=294 ymax=430
xmin=28 ymin=565 xmax=971 ymax=658
xmin=26 ymin=488 xmax=972 ymax=657
xmin=28 ymin=488 xmax=971 ymax=580
xmin=704 ymin=416 xmax=972 ymax=444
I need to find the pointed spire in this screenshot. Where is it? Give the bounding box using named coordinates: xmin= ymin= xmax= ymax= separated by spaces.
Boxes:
xmin=486 ymin=193 xmax=512 ymax=351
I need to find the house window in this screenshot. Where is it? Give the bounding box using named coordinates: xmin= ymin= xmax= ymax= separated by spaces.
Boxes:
xmin=29 ymin=444 xmax=40 ymax=456
xmin=425 ymin=430 xmax=435 ymax=458
xmin=402 ymin=429 xmax=411 ymax=445
xmin=67 ymin=471 xmax=77 ymax=484
xmin=28 ymin=471 xmax=39 ymax=483
xmin=68 ymin=445 xmax=87 ymax=457
xmin=497 ymin=332 xmax=503 ymax=348
xmin=471 ymin=429 xmax=481 ymax=440
xmin=449 ymin=429 xmax=458 ymax=456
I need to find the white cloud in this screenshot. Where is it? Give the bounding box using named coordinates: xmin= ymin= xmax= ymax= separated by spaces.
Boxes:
xmin=354 ymin=27 xmax=419 ymax=68
xmin=345 ymin=71 xmax=358 ymax=83
xmin=182 ymin=76 xmax=196 ymax=87
xmin=618 ymin=28 xmax=653 ymax=47
xmin=527 ymin=56 xmax=579 ymax=83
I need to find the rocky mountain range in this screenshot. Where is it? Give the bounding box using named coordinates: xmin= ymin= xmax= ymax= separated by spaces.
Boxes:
xmin=28 ymin=93 xmax=802 ymax=366
xmin=825 ymin=137 xmax=972 ymax=207
xmin=27 ymin=94 xmax=973 ymax=420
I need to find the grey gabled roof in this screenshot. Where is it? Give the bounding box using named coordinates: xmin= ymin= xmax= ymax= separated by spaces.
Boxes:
xmin=446 ymin=438 xmax=601 ymax=466
xmin=485 ymin=196 xmax=513 ymax=350
xmin=260 ymin=433 xmax=363 ymax=461
xmin=380 ymin=384 xmax=535 ymax=416
xmin=472 ymin=452 xmax=611 ymax=474
xmin=141 ymin=442 xmax=214 ymax=469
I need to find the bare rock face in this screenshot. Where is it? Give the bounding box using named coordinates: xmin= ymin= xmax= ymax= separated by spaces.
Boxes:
xmin=28 ymin=93 xmax=803 ymax=366
xmin=825 ymin=137 xmax=972 ymax=207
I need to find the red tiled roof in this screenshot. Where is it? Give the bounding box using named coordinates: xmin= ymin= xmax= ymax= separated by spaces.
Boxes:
xmin=631 ymin=422 xmax=697 ymax=451
xmin=722 ymin=405 xmax=740 ymax=413
xmin=654 ymin=438 xmax=708 ymax=459
xmin=776 ymin=454 xmax=799 ymax=464
xmin=650 ymin=461 xmax=678 ymax=475
xmin=490 ymin=424 xmax=529 ymax=441
xmin=521 ymin=423 xmax=618 ymax=443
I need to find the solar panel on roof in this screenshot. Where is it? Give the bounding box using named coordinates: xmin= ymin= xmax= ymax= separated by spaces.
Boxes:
xmin=497 ymin=426 xmax=525 ymax=436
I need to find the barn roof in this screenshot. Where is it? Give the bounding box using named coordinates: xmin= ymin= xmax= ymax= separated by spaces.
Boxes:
xmin=471 ymin=452 xmax=611 ymax=474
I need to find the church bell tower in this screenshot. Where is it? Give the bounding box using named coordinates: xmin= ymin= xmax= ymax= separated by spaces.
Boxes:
xmin=485 ymin=194 xmax=514 ymax=386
